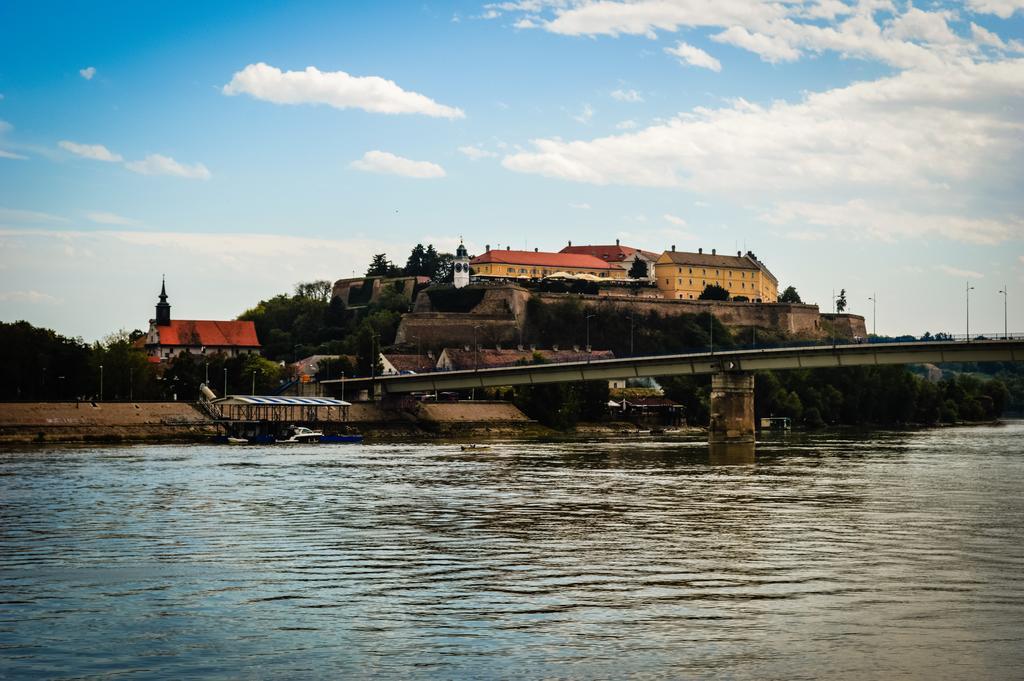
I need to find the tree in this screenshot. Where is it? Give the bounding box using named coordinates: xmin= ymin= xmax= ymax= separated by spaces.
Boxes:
xmin=836 ymin=288 xmax=848 ymax=313
xmin=432 ymin=252 xmax=455 ymax=284
xmin=628 ymin=258 xmax=648 ymax=279
xmin=366 ymin=254 xmax=392 ymax=277
xmin=778 ymin=286 xmax=802 ymax=303
xmin=405 ymin=244 xmax=427 ymax=276
xmin=294 ymin=280 xmax=333 ymax=303
xmin=698 ymin=284 xmax=730 ymax=301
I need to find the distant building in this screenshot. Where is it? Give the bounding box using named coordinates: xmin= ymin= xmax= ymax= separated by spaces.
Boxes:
xmin=559 ymin=239 xmax=659 ymax=278
xmin=655 ymin=247 xmax=779 ymax=302
xmin=290 ymin=354 xmax=355 ymax=381
xmin=471 ymin=246 xmax=626 ymax=280
xmin=437 ymin=347 xmax=615 ymax=371
xmin=144 ymin=280 xmax=261 ymax=362
xmin=380 ymin=353 xmax=437 ymax=375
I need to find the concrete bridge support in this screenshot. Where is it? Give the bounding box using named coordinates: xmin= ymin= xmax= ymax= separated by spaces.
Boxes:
xmin=709 ymin=371 xmax=755 ymax=446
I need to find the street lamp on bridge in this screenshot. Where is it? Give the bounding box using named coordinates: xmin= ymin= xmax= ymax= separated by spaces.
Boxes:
xmin=998 ymin=286 xmax=1008 ymax=340
xmin=868 ymin=293 xmax=877 ymax=337
xmin=966 ymin=282 xmax=976 ymax=341
xmin=585 ymin=314 xmax=597 ymax=356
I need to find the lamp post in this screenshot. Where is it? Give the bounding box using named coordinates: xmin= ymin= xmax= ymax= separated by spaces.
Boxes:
xmin=223 ymin=367 xmax=228 ymax=398
xmin=868 ymin=293 xmax=877 ymax=337
xmin=204 ymin=362 xmax=209 ymax=385
xmin=585 ymin=314 xmax=596 ymax=356
xmin=998 ymin=286 xmax=1008 ymax=340
xmin=709 ymin=310 xmax=714 ymax=355
xmin=340 ymin=371 xmax=345 ymax=403
xmin=966 ymin=281 xmax=975 ymax=340
xmin=129 ymin=367 xmax=134 ymax=402
xmin=472 ymin=325 xmax=481 ymax=371
xmin=629 ymin=311 xmax=635 ymax=356
xmin=251 ymin=370 xmax=256 ymax=396
xmin=99 ymin=364 xmax=104 ymax=401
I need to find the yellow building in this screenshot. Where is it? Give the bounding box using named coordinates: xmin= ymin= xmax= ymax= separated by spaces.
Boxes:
xmin=655 ymin=247 xmax=778 ymax=302
xmin=471 ymin=247 xmax=627 ymax=280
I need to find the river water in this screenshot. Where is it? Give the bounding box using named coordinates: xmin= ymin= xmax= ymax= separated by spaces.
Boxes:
xmin=2 ymin=423 xmax=1023 ymax=679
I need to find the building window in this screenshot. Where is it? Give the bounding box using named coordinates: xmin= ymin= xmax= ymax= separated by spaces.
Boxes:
xmin=689 ymin=279 xmax=693 ymax=285
xmin=688 ymin=268 xmax=692 ymax=274
xmin=507 ymin=267 xmax=515 ymax=274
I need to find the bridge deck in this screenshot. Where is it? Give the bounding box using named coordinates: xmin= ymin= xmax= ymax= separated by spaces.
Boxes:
xmin=321 ymin=339 xmax=1024 ymax=396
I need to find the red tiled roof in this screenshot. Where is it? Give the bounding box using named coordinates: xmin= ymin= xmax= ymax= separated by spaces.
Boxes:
xmin=561 ymin=244 xmax=660 ymax=263
xmin=155 ymin=320 xmax=261 ymax=348
xmin=383 ymin=354 xmax=436 ymax=373
xmin=471 ymin=249 xmax=620 ymax=270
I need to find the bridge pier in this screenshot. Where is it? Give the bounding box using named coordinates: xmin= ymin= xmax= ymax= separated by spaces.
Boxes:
xmin=709 ymin=371 xmax=755 ymax=459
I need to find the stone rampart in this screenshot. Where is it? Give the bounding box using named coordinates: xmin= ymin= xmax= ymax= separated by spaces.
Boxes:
xmin=395 ymin=313 xmax=521 ymax=349
xmin=534 ymin=293 xmax=828 ymax=336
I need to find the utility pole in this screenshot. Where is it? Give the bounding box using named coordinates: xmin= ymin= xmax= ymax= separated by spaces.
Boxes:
xmin=99 ymin=364 xmax=104 ymax=401
xmin=341 ymin=371 xmax=345 ymax=403
xmin=966 ymin=281 xmax=975 ymax=340
xmin=223 ymin=367 xmax=228 ymax=398
xmin=585 ymin=314 xmax=596 ymax=359
xmin=868 ymin=293 xmax=877 ymax=337
xmin=998 ymin=286 xmax=1008 ymax=340
xmin=251 ymin=370 xmax=256 ymax=396
xmin=129 ymin=367 xmax=134 ymax=402
xmin=709 ymin=310 xmax=714 ymax=355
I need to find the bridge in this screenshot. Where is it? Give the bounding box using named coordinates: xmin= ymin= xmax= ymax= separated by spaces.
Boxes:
xmin=322 ymin=338 xmax=1024 ymax=446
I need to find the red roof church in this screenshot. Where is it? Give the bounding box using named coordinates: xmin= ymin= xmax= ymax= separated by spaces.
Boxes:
xmin=144 ymin=279 xmax=261 ymax=362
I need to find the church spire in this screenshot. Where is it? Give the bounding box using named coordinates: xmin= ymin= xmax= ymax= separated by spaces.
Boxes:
xmin=155 ymin=276 xmax=171 ymax=326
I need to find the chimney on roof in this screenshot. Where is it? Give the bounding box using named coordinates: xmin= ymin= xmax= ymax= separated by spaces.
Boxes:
xmin=568 ymin=240 xmax=572 ymax=247
xmin=506 ymin=245 xmax=510 ymax=250
xmin=738 ymin=250 xmax=741 ymax=256
xmin=698 ymin=247 xmax=703 ymax=254
xmin=616 ymin=238 xmax=620 ymax=246
xmin=712 ymin=248 xmax=716 ymax=255
xmin=534 ymin=247 xmax=538 ymax=252
xmin=486 ymin=244 xmax=490 ymax=251
xmin=671 ymin=245 xmax=676 ymax=252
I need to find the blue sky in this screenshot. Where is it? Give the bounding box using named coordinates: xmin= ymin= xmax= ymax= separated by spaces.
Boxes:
xmin=1 ymin=0 xmax=1022 ymax=341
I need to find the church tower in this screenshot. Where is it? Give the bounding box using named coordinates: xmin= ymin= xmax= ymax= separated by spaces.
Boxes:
xmin=453 ymin=240 xmax=470 ymax=288
xmin=155 ymin=277 xmax=171 ymax=326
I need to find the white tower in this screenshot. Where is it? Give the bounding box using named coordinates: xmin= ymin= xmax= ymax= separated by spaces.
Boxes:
xmin=453 ymin=240 xmax=470 ymax=288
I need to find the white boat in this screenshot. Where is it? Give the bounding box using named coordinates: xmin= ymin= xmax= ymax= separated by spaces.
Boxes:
xmin=278 ymin=426 xmax=323 ymax=443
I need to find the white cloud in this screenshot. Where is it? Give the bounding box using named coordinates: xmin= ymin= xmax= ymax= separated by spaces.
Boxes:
xmin=569 ymin=202 xmax=591 ymax=209
xmin=79 ymin=66 xmax=96 ymax=80
xmin=663 ymin=213 xmax=687 ymax=226
xmin=350 ymin=150 xmax=446 ymax=179
xmin=611 ymin=88 xmax=644 ymax=102
xmin=967 ymin=0 xmax=1024 ymax=18
xmin=125 ymin=154 xmax=211 ymax=180
xmin=761 ymin=200 xmax=1018 ymax=245
xmin=665 ymin=41 xmax=722 ymax=71
xmin=502 ymin=60 xmax=1024 ymax=244
xmin=458 ymin=144 xmax=498 ymax=160
xmin=0 ymin=290 xmax=61 ymax=304
xmin=784 ymin=230 xmax=828 ymax=241
xmin=58 ymin=140 xmax=123 ymax=162
xmin=616 ymin=119 xmax=637 ymax=130
xmin=222 ymin=62 xmax=465 ymax=119
xmin=0 ymin=149 xmax=27 ymax=160
xmin=711 ymin=26 xmax=801 ymax=63
xmin=0 ymin=208 xmax=68 ymax=225
xmin=935 ymin=264 xmax=985 ymax=278
xmin=86 ymin=211 xmax=141 ymax=226
xmin=573 ymin=103 xmax=594 ymax=123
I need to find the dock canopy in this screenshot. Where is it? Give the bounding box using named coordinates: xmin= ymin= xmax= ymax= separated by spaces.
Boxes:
xmin=215 ymin=395 xmax=351 ymax=407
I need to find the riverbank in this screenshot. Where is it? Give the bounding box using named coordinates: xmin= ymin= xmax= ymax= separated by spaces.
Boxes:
xmin=0 ymin=400 xmax=553 ymax=444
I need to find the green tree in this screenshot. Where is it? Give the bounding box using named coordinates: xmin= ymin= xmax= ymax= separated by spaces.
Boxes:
xmin=778 ymin=286 xmax=802 ymax=303
xmin=628 ymin=258 xmax=648 ymax=279
xmin=836 ymin=288 xmax=848 ymax=313
xmin=405 ymin=244 xmax=427 ymax=276
xmin=698 ymin=284 xmax=730 ymax=301
xmin=294 ymin=280 xmax=333 ymax=302
xmin=366 ymin=253 xmax=392 ymax=277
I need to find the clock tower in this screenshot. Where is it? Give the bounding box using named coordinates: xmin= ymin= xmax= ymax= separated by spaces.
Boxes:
xmin=453 ymin=240 xmax=470 ymax=288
